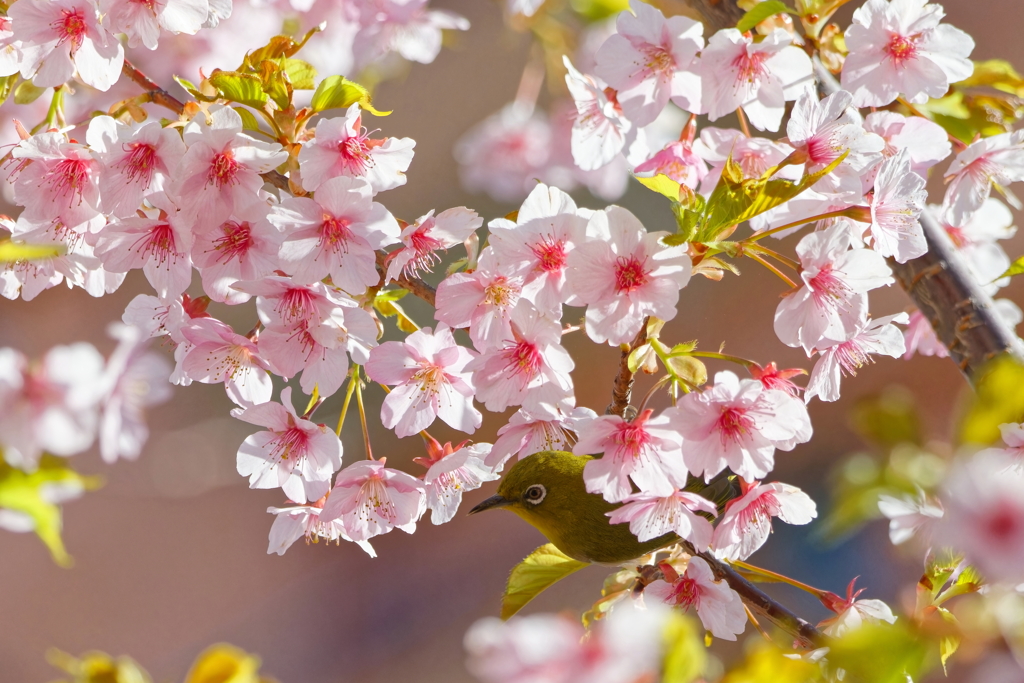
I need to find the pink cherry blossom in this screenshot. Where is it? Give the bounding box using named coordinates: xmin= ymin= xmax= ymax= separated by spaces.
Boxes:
xmin=693 ymin=127 xmax=799 ymax=200
xmin=645 ymin=557 xmax=747 ymax=640
xmin=669 ymin=371 xmax=812 ymax=482
xmin=93 ymin=192 xmax=194 ymax=299
xmin=943 ymin=130 xmax=1024 ymax=225
xmin=298 ymin=103 xmax=415 ymax=193
xmin=774 ymin=223 xmax=893 ymax=353
xmin=863 ymin=111 xmax=951 ymax=176
xmin=573 ymin=409 xmax=688 ymax=503
xmin=805 ymin=313 xmax=909 ymax=403
xmin=171 ymin=106 xmax=288 ymax=231
xmin=487 ymin=183 xmax=588 ymax=317
xmin=939 ymin=450 xmax=1024 ymax=582
xmin=235 ymin=387 xmax=343 ymax=503
xmin=608 ymin=489 xmax=716 ymax=549
xmin=123 ymin=293 xmax=206 ymax=342
xmin=936 ymin=198 xmax=1016 ymax=295
xmin=421 ymin=440 xmax=499 ymax=525
xmin=365 ymin=324 xmax=481 ymax=438
xmin=748 ymin=362 xmax=806 ymax=397
xmin=711 ymin=481 xmax=816 ymax=561
xmin=0 ymin=343 xmax=105 ymax=469
xmin=9 ymin=0 xmax=124 ymax=91
xmin=699 ymin=28 xmax=813 ymax=133
xmin=487 ymin=405 xmax=598 ymax=469
xmin=901 ymin=309 xmax=949 ymax=360
xmin=841 ymin=0 xmax=974 ymax=107
xmin=0 ymin=217 xmax=111 ymax=301
xmin=878 ymin=489 xmax=943 ymax=545
xmin=98 ymin=323 xmax=172 ymax=464
xmin=563 ymin=56 xmax=632 ymax=171
xmin=817 ymin=579 xmax=897 ymax=636
xmin=785 ymin=89 xmax=884 ymax=173
xmin=866 ymin=148 xmax=927 ymax=263
xmin=350 ymin=0 xmax=469 ymax=69
xmin=635 ymin=139 xmax=707 ymax=189
xmin=271 ymin=176 xmax=399 ymax=292
xmin=566 ymin=206 xmax=690 ymax=345
xmin=266 ymin=503 xmax=376 ymax=557
xmin=86 ymin=116 xmax=187 ymax=219
xmin=464 ymin=302 xmax=575 ymax=415
xmin=179 ymin=317 xmax=273 ymax=407
xmin=319 ymin=459 xmax=427 ymax=542
xmin=104 ymin=0 xmax=209 ymax=50
xmin=192 ymin=198 xmax=283 ymax=304
xmin=435 ymin=250 xmax=523 ymax=351
xmin=385 ymin=207 xmax=482 ymax=282
xmin=593 ymin=0 xmax=702 ymax=126
xmin=233 ymin=276 xmax=351 ymax=337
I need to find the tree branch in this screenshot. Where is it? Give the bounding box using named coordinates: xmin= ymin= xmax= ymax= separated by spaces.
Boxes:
xmin=374 ymin=251 xmax=437 ymax=307
xmin=121 ymin=57 xmax=186 ymax=116
xmin=608 ymin=321 xmax=648 ymax=417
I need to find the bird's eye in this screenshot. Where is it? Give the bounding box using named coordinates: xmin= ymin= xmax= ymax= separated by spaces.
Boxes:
xmin=524 ymin=484 xmax=547 ymax=505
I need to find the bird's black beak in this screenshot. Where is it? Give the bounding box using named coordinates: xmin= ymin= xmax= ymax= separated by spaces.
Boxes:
xmin=469 ymin=494 xmax=511 ymax=515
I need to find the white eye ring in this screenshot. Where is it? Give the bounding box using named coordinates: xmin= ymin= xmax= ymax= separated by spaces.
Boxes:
xmin=524 ymin=484 xmax=547 ymax=505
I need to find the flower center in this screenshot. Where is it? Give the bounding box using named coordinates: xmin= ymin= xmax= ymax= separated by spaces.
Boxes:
xmin=268 ymin=426 xmax=309 ymax=463
xmin=642 ymin=44 xmax=676 ymax=77
xmin=717 ymin=407 xmax=754 ymax=444
xmin=131 ymin=222 xmax=178 ymax=264
xmin=211 ymin=220 xmax=253 ymax=262
xmin=483 ymin=276 xmax=518 ymax=307
xmin=52 ymin=8 xmax=86 ymax=50
xmin=44 ymin=158 xmax=91 ymax=206
xmin=278 ymin=287 xmax=317 ymax=325
xmin=531 ymin=236 xmax=568 ymax=273
xmin=614 ymin=255 xmax=648 ymax=293
xmin=613 ymin=421 xmax=653 ymax=461
xmin=412 ymin=362 xmax=447 ymax=392
xmin=986 ymin=505 xmax=1020 ymax=541
xmin=319 ymin=214 xmax=354 ymax=250
xmin=119 ymin=142 xmax=158 ymax=185
xmin=502 ymin=340 xmax=541 ymax=384
xmin=358 ymin=474 xmax=397 ymax=523
xmin=732 ymin=50 xmax=769 ymax=84
xmin=737 ymin=491 xmax=782 ymax=530
xmin=885 ymin=33 xmax=917 ymax=64
xmin=208 ymin=151 xmax=240 ymax=189
xmin=338 ymin=134 xmax=374 ymax=175
xmin=834 ymin=339 xmax=872 ymax=376
xmin=808 ymin=264 xmax=852 ymax=312
xmin=945 ymin=226 xmax=969 ymax=249
xmin=666 ymin=577 xmax=701 ymax=610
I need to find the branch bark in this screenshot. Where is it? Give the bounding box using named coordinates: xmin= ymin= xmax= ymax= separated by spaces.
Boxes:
xmin=374 ymin=251 xmax=437 ymax=307
xmin=607 ymin=321 xmax=648 ymax=417
xmin=121 ymin=58 xmax=186 ymax=116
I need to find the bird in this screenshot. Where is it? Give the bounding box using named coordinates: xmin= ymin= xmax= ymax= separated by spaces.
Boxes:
xmin=468 ymin=450 xmax=680 ymax=564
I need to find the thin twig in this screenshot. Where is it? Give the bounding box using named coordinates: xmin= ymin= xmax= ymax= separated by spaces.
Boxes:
xmin=608 ymin=320 xmax=649 ymax=417
xmin=121 ymin=57 xmax=186 ymax=115
xmin=374 ymin=250 xmax=437 ymax=307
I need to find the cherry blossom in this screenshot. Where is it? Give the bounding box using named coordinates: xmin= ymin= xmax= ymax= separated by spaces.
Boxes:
xmin=0 ymin=343 xmax=105 ymax=469
xmin=785 ymin=89 xmax=883 ymax=173
xmin=486 ymin=405 xmax=597 ymax=469
xmin=487 ymin=183 xmax=588 ymax=317
xmin=748 ymin=362 xmax=806 ymax=397
xmin=464 ymin=302 xmax=575 ymax=415
xmin=93 ymin=192 xmax=194 ymax=299
xmin=434 ymin=250 xmax=524 ymax=351
xmin=298 ymin=103 xmax=416 ymax=193
xmin=567 ymin=205 xmax=690 ymax=345
xmin=863 ymin=111 xmax=951 ymax=177
xmin=902 ymin=309 xmax=950 ymax=359
xmin=774 ymin=223 xmax=893 ymax=353
xmin=936 ymin=198 xmax=1016 ymax=294
xmin=593 ymin=0 xmax=702 ymax=126
xmin=98 ymin=323 xmax=172 ymax=464
xmin=563 ymin=56 xmax=632 ymax=171
xmin=266 ymin=503 xmax=376 ymax=557
xmin=699 ymin=28 xmax=813 ymax=133
xmin=635 ymin=138 xmax=707 ymax=189
xmin=233 ymin=276 xmax=357 ymax=341
xmin=271 ymin=176 xmax=399 ymax=292
xmin=171 ymin=106 xmax=288 ymax=231
xmin=805 ymin=313 xmax=909 ymax=403
xmin=319 ymin=459 xmax=427 ymax=542
xmin=877 ymin=489 xmax=943 ymax=545
xmin=85 ymin=116 xmax=187 ymax=219
xmin=192 ymin=198 xmax=283 ymax=304
xmin=385 ymin=207 xmax=482 ymax=282
xmin=105 ymin=0 xmax=210 ymax=50
xmin=841 ymin=0 xmax=974 ymax=107
xmin=179 ymin=317 xmax=273 ymax=407
xmin=573 ymin=409 xmax=688 ymax=503
xmin=669 ymin=371 xmax=812 ymax=482
xmin=817 ymin=579 xmax=897 ymax=636
xmin=364 ymin=324 xmax=481 ymax=438
xmin=9 ymin=0 xmax=125 ymax=91
xmin=607 ymin=489 xmax=717 ymax=549
xmin=235 ymin=387 xmax=343 ymax=504
xmin=420 ymin=440 xmax=499 ymax=525
xmin=350 ymin=0 xmax=469 ymax=70
xmin=711 ymin=481 xmax=817 ymax=561
xmin=943 ymin=130 xmax=1024 ymax=225
xmin=645 ymin=557 xmax=747 ymax=640
xmin=692 ymin=126 xmax=799 ymax=195
xmin=865 ymin=148 xmax=927 ymax=263
xmin=939 ymin=450 xmax=1024 ymax=582
xmin=981 ymin=422 xmax=1024 ymax=465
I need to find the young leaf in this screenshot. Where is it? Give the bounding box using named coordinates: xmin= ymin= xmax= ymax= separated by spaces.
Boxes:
xmin=208 ymin=71 xmax=268 ymax=109
xmin=501 ymin=543 xmax=588 ymax=620
xmin=184 ymin=645 xmax=262 ymax=683
xmin=0 ymin=239 xmax=64 ymax=262
xmin=0 ymin=74 xmax=17 ymax=108
xmin=310 ymin=75 xmax=390 ymax=115
xmin=14 ymin=80 xmax=46 ymax=105
xmin=995 ymin=254 xmax=1024 ymax=281
xmin=736 ymin=0 xmax=794 ymax=33
xmin=279 ymin=58 xmax=317 ymax=90
xmin=635 ymin=173 xmax=681 ymax=201
xmin=233 ymin=107 xmax=262 ymax=134
xmin=959 ymin=355 xmax=1024 ymax=445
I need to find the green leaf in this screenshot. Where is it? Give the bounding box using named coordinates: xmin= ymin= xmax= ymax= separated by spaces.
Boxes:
xmin=956 ymin=59 xmax=1024 ymax=96
xmin=373 ymin=288 xmax=410 ymax=305
xmin=995 ymin=254 xmax=1024 ymax=281
xmin=280 ymin=58 xmax=317 ymax=90
xmin=827 ymin=622 xmax=932 ymax=683
xmin=959 ymin=355 xmax=1024 ymax=445
xmin=635 ymin=173 xmax=680 ymax=201
xmin=736 ymin=0 xmax=794 ymax=33
xmin=233 ymin=107 xmax=262 ymax=134
xmin=661 ymin=613 xmax=707 ymax=683
xmin=501 ymin=543 xmax=587 ymax=620
xmin=0 ymin=456 xmax=100 ymax=567
xmin=208 ymin=71 xmax=267 ymax=109
xmin=47 ymin=649 xmax=152 ymax=683
xmin=665 ymin=356 xmax=707 ymax=388
xmin=310 ymin=75 xmax=390 ymax=115
xmin=184 ymin=644 xmax=262 ymax=683
xmin=14 ymin=80 xmax=46 ymax=105
xmin=0 ymin=74 xmax=17 ymax=108
xmin=0 ymin=239 xmax=64 ymax=262
xmin=569 ymin=0 xmax=629 ymax=21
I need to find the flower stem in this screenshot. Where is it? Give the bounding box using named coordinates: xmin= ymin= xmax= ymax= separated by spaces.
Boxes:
xmin=635 ymin=375 xmax=672 ymax=414
xmin=744 ymin=208 xmax=868 ymax=244
xmin=354 ymin=371 xmax=373 ymax=460
xmin=744 ymin=243 xmax=799 ymax=270
xmin=731 ymin=559 xmax=826 ymax=597
xmin=685 ymin=351 xmax=758 ymax=368
xmin=736 ymin=106 xmax=752 ymax=139
xmin=746 ymin=251 xmax=799 ymax=288
xmin=335 ymin=368 xmax=358 ymax=436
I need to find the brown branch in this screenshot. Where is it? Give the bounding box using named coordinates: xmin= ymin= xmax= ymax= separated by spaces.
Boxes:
xmin=262 ymin=170 xmax=291 ymax=192
xmin=608 ymin=320 xmax=649 ymax=417
xmin=374 ymin=251 xmax=437 ymax=307
xmin=121 ymin=57 xmax=186 ymax=116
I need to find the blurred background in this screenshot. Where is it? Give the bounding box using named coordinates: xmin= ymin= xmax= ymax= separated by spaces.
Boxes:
xmin=1 ymin=0 xmax=1023 ymax=680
